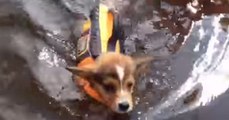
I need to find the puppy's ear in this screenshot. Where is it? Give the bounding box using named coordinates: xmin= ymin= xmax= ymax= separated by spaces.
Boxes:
xmin=66 ymin=66 xmax=97 ymax=81
xmin=133 ymin=56 xmax=154 ymax=78
xmin=134 ymin=56 xmax=154 ymax=66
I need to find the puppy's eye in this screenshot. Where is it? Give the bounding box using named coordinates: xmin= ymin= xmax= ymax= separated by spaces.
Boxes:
xmin=103 ymin=84 xmax=116 ymax=93
xmin=127 ymin=82 xmax=133 ymax=90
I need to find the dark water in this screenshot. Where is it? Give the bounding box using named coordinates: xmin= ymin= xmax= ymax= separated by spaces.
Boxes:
xmin=0 ymin=0 xmax=229 ymax=120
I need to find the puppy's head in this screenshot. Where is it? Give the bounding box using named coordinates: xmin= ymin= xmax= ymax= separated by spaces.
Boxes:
xmin=67 ymin=52 xmax=153 ymax=113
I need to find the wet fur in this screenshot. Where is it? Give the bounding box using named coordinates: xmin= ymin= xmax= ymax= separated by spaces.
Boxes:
xmin=67 ymin=52 xmax=153 ymax=113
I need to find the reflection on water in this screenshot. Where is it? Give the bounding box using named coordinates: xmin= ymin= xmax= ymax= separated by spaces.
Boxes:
xmin=0 ymin=0 xmax=229 ymax=120
xmin=141 ymin=14 xmax=229 ymax=120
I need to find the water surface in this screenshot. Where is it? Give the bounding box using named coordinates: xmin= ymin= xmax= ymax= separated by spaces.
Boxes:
xmin=0 ymin=0 xmax=229 ymax=120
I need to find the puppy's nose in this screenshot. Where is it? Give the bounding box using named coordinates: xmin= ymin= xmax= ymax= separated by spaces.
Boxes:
xmin=118 ymin=102 xmax=129 ymax=112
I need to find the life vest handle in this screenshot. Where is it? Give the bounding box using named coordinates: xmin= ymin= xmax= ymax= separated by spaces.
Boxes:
xmin=89 ymin=5 xmax=101 ymax=58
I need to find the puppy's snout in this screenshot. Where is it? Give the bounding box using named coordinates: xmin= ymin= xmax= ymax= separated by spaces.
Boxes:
xmin=118 ymin=102 xmax=129 ymax=112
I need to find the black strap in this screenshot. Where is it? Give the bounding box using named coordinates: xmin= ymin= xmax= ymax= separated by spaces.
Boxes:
xmin=107 ymin=10 xmax=125 ymax=53
xmin=89 ymin=5 xmax=101 ymax=58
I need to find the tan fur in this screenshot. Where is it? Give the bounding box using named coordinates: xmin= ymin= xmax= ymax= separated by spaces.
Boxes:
xmin=67 ymin=52 xmax=153 ymax=113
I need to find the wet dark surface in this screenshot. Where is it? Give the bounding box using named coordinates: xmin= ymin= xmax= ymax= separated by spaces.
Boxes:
xmin=0 ymin=0 xmax=229 ymax=120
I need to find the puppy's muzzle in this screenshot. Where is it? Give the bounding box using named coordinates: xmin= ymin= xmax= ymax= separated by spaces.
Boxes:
xmin=118 ymin=101 xmax=130 ymax=112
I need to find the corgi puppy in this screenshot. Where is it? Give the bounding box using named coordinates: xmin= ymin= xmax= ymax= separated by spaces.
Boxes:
xmin=66 ymin=4 xmax=153 ymax=113
xmin=67 ymin=53 xmax=153 ymax=113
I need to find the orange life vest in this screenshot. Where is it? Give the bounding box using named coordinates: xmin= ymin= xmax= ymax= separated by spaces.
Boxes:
xmin=75 ymin=4 xmax=124 ymax=103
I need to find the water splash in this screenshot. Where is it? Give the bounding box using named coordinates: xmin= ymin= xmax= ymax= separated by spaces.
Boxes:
xmin=141 ymin=14 xmax=229 ymax=120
